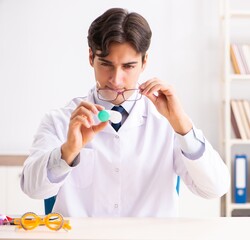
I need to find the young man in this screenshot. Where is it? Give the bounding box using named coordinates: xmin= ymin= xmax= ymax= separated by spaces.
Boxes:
xmin=21 ymin=8 xmax=229 ymax=217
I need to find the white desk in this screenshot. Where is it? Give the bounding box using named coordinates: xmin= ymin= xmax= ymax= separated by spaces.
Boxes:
xmin=0 ymin=217 xmax=249 ymax=240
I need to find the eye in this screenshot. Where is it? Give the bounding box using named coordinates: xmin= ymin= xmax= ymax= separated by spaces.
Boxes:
xmin=101 ymin=63 xmax=112 ymax=67
xmin=123 ymin=64 xmax=135 ymax=69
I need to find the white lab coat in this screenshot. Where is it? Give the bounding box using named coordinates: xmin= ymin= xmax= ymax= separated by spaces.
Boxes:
xmin=21 ymin=88 xmax=230 ymax=217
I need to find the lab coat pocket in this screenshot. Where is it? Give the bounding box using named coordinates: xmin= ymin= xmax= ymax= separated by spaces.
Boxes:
xmin=68 ymin=148 xmax=95 ymax=189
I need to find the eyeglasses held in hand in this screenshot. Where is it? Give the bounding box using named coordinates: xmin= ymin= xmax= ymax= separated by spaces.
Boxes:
xmin=97 ymin=88 xmax=142 ymax=102
xmin=13 ymin=212 xmax=71 ymax=231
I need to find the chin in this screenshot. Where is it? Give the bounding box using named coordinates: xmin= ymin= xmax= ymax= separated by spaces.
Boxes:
xmin=112 ymin=100 xmax=125 ymax=105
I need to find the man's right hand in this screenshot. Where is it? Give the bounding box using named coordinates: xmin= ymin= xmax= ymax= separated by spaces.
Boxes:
xmin=61 ymin=101 xmax=108 ymax=165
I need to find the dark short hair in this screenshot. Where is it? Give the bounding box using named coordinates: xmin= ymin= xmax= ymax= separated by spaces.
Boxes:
xmin=87 ymin=8 xmax=152 ymax=61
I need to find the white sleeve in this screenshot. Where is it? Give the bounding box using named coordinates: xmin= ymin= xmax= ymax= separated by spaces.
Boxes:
xmin=20 ymin=112 xmax=72 ymax=199
xmin=174 ymin=128 xmax=230 ymax=199
xmin=175 ymin=127 xmax=205 ymax=160
xmin=47 ymin=147 xmax=80 ymax=183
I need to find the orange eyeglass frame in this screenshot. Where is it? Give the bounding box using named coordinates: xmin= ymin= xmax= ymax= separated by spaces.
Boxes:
xmin=14 ymin=212 xmax=71 ymax=231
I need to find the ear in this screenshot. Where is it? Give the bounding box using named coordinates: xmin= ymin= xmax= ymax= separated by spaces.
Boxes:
xmin=141 ymin=53 xmax=148 ymax=71
xmin=89 ymin=48 xmax=94 ymax=66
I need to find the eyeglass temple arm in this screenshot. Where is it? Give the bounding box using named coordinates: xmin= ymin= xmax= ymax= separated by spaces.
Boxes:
xmin=63 ymin=220 xmax=72 ymax=230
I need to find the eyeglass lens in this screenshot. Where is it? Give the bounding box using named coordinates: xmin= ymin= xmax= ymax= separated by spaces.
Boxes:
xmin=98 ymin=89 xmax=142 ymax=101
xmin=20 ymin=213 xmax=39 ymax=230
xmin=46 ymin=213 xmax=63 ymax=231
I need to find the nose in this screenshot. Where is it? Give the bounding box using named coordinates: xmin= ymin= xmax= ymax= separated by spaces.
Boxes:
xmin=109 ymin=68 xmax=123 ymax=87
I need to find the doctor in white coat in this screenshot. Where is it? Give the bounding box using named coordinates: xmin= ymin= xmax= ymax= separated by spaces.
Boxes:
xmin=21 ymin=8 xmax=230 ymax=217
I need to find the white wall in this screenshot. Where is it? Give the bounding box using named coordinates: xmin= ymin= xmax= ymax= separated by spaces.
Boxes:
xmin=0 ymin=0 xmax=228 ymax=217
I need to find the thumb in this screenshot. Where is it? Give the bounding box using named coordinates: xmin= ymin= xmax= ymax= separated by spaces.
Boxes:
xmin=92 ymin=121 xmax=109 ymax=133
xmin=144 ymin=92 xmax=157 ymax=105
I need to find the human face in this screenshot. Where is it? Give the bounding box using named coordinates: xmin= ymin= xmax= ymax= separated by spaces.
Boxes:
xmin=89 ymin=42 xmax=147 ymax=105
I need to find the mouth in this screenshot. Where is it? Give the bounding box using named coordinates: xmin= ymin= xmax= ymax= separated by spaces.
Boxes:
xmin=105 ymin=86 xmax=126 ymax=93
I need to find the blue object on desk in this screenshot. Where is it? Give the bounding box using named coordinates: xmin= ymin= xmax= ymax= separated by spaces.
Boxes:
xmin=176 ymin=176 xmax=180 ymax=195
xmin=44 ymin=196 xmax=56 ymax=214
xmin=234 ymin=154 xmax=247 ymax=203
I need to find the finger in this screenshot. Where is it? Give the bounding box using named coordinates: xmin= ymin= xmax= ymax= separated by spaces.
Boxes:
xmin=140 ymin=78 xmax=161 ymax=94
xmin=92 ymin=121 xmax=109 ymax=133
xmin=144 ymin=92 xmax=157 ymax=104
xmin=75 ymin=101 xmax=104 ymax=114
xmin=141 ymin=82 xmax=163 ymax=96
xmin=70 ymin=115 xmax=91 ymax=128
xmin=95 ymin=104 xmax=105 ymax=111
xmin=71 ymin=103 xmax=104 ymax=124
xmin=72 ymin=102 xmax=105 ymax=119
xmin=139 ymin=78 xmax=156 ymax=91
xmin=71 ymin=107 xmax=94 ymax=125
xmin=145 ymin=84 xmax=163 ymax=96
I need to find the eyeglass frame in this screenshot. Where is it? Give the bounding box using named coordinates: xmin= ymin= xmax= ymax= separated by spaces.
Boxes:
xmin=97 ymin=88 xmax=142 ymax=102
xmin=13 ymin=212 xmax=71 ymax=231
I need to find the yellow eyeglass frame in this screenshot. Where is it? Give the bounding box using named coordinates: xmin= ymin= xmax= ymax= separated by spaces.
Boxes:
xmin=14 ymin=212 xmax=71 ymax=231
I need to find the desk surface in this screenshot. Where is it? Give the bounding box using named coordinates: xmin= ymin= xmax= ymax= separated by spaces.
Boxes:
xmin=0 ymin=155 xmax=27 ymax=166
xmin=0 ymin=217 xmax=249 ymax=240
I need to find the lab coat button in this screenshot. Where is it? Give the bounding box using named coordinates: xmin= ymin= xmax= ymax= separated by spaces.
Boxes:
xmin=115 ymin=168 xmax=119 ymax=172
xmin=114 ymin=204 xmax=119 ymax=208
xmin=115 ymin=135 xmax=119 ymax=139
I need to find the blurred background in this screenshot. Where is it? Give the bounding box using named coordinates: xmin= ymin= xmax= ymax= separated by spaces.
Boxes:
xmin=0 ymin=0 xmax=249 ymax=217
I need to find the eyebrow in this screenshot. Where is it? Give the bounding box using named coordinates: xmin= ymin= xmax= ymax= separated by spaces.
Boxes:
xmin=98 ymin=58 xmax=138 ymax=65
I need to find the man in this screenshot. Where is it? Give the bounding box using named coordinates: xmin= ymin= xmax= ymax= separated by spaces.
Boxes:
xmin=21 ymin=8 xmax=229 ymax=217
